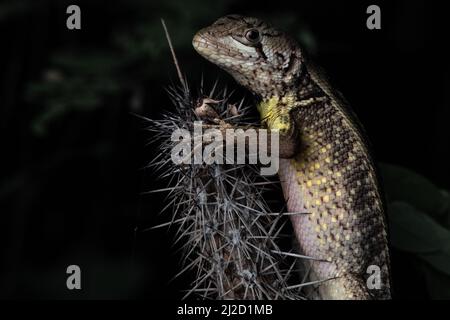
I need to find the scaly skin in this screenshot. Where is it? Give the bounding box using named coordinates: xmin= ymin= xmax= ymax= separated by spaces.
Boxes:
xmin=192 ymin=15 xmax=391 ymax=299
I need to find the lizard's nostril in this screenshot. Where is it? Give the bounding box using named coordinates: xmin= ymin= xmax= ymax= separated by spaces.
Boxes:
xmin=193 ymin=31 xmax=206 ymax=42
xmin=192 ymin=31 xmax=211 ymax=54
xmin=192 ymin=33 xmax=202 ymax=49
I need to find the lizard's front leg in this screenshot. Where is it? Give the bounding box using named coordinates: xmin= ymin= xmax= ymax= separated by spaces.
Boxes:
xmin=275 ymin=116 xmax=300 ymax=159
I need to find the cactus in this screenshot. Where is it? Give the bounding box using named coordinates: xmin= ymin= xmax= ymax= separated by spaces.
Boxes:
xmin=144 ymin=80 xmax=318 ymax=299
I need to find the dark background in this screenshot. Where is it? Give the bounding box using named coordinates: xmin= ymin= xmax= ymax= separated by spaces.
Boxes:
xmin=0 ymin=0 xmax=449 ymax=299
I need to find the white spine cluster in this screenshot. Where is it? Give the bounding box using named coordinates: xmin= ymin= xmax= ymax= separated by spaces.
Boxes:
xmin=146 ymin=81 xmax=305 ymax=299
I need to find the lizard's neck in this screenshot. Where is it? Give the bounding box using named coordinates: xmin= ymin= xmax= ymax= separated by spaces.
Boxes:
xmin=257 ymin=93 xmax=297 ymax=131
xmin=256 ymin=70 xmax=325 ymax=131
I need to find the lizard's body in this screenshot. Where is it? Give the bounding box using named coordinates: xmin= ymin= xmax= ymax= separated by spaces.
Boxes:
xmin=193 ymin=15 xmax=391 ymax=299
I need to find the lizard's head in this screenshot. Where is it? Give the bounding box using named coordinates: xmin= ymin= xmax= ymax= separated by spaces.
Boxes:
xmin=193 ymin=15 xmax=304 ymax=98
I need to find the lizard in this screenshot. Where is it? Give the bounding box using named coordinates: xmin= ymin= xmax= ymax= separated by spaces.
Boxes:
xmin=192 ymin=14 xmax=391 ymax=300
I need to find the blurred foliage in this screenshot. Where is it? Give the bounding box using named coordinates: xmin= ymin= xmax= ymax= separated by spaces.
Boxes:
xmin=24 ymin=0 xmax=230 ymax=136
xmin=27 ymin=52 xmax=121 ymax=135
xmin=22 ymin=0 xmax=317 ymax=136
xmin=381 ymin=163 xmax=450 ymax=299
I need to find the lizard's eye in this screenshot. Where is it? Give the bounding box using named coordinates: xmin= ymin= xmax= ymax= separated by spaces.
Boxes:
xmin=245 ymin=29 xmax=261 ymax=43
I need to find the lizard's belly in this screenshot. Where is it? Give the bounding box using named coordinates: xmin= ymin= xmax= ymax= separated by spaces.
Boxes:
xmin=258 ymin=84 xmax=390 ymax=298
xmin=278 ymin=147 xmax=390 ymax=299
xmin=278 ymin=158 xmax=339 ymax=280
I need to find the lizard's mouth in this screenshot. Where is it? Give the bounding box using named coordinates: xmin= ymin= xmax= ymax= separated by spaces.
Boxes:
xmin=192 ymin=31 xmax=215 ymax=58
xmin=192 ymin=31 xmax=247 ymax=72
xmin=192 ymin=32 xmax=228 ymax=71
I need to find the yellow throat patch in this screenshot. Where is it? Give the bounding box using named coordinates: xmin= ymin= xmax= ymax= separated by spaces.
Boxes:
xmin=257 ymin=94 xmax=297 ymax=133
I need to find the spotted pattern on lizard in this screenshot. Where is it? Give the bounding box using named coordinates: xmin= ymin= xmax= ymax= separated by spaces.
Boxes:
xmin=192 ymin=14 xmax=391 ymax=299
